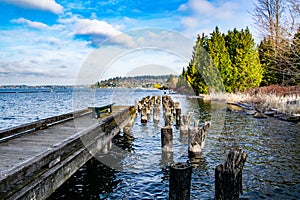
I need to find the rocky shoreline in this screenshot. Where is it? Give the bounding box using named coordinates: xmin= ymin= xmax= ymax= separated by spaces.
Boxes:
xmin=227 ymin=102 xmax=300 ymax=123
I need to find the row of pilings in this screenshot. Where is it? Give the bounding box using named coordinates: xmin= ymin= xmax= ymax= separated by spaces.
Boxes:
xmin=133 ymin=95 xmax=248 ymax=200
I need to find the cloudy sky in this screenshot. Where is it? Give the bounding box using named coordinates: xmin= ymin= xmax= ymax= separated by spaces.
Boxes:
xmin=0 ymin=0 xmax=254 ymax=85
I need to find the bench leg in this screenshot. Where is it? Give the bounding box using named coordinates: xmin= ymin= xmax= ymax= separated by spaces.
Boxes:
xmin=96 ymin=109 xmax=101 ymax=118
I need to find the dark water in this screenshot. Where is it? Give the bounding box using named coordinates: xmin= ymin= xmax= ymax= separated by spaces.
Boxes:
xmin=46 ymin=94 xmax=300 ymax=199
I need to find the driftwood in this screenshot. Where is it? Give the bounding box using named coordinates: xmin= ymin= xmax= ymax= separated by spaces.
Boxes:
xmin=215 ymin=149 xmax=247 ymax=200
xmin=188 ymin=121 xmax=210 ymax=157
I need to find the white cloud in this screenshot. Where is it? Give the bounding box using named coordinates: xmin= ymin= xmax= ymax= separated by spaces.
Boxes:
xmin=0 ymin=0 xmax=63 ymax=14
xmin=181 ymin=16 xmax=198 ymax=29
xmin=179 ymin=0 xmax=235 ymax=27
xmin=178 ymin=0 xmax=253 ymax=37
xmin=58 ymin=14 xmax=134 ymax=47
xmin=10 ymin=18 xmax=49 ymax=30
xmin=75 ymin=28 xmax=194 ymax=85
xmin=0 ymin=29 xmax=92 ymax=85
xmin=75 ymin=19 xmax=121 ymax=37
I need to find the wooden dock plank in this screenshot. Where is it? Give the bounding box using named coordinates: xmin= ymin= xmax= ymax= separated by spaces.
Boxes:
xmin=0 ymin=105 xmax=133 ymax=200
xmin=0 ymin=106 xmax=135 ymax=199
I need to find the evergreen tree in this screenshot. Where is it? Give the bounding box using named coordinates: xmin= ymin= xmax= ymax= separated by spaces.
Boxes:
xmin=225 ymin=28 xmax=263 ymax=91
xmin=207 ymin=27 xmax=233 ymax=92
xmin=182 ymin=27 xmax=262 ymax=94
xmin=185 ymin=34 xmax=208 ymax=94
xmin=259 ymin=37 xmax=279 ymax=85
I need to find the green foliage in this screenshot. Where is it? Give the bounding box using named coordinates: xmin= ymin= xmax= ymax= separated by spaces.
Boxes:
xmin=184 ymin=34 xmax=209 ymax=94
xmin=225 ymin=28 xmax=263 ymax=91
xmin=182 ymin=27 xmax=263 ymax=94
xmin=259 ymin=37 xmax=279 ymax=85
xmin=176 ymin=69 xmax=193 ymax=94
xmin=207 ymin=27 xmax=233 ymax=92
xmin=92 ymin=75 xmax=171 ymax=88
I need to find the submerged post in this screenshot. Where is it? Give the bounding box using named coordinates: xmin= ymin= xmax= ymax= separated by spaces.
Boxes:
xmin=161 ymin=126 xmax=173 ymax=152
xmin=169 ymin=162 xmax=192 ymax=200
xmin=215 ymin=149 xmax=248 ymax=200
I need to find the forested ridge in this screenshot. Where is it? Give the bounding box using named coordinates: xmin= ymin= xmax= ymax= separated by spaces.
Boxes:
xmin=91 ymin=75 xmax=172 ymax=88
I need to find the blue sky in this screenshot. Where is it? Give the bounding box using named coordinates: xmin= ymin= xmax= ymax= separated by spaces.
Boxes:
xmin=0 ymin=0 xmax=255 ymax=85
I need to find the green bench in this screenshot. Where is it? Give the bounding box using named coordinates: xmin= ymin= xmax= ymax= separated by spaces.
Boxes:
xmin=90 ymin=103 xmax=115 ymax=118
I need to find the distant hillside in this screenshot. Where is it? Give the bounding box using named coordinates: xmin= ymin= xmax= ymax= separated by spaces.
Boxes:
xmin=91 ymin=75 xmax=178 ymax=89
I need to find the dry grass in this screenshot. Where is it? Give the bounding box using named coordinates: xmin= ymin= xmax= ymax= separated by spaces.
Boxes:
xmin=203 ymin=85 xmax=300 ymax=115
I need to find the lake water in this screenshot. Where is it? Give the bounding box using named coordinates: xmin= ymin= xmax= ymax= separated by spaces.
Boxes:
xmin=1 ymin=88 xmax=299 ymax=199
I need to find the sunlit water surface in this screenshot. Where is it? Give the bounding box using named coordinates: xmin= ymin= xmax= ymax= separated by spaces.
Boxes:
xmin=1 ymin=88 xmax=299 ymax=199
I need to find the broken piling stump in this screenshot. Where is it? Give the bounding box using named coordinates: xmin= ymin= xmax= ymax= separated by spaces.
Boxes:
xmin=180 ymin=113 xmax=192 ymax=136
xmin=169 ymin=162 xmax=192 ymax=200
xmin=188 ymin=121 xmax=210 ymax=157
xmin=215 ymin=149 xmax=248 ymax=200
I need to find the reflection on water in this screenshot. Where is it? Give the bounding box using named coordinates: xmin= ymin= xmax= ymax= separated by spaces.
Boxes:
xmin=2 ymin=88 xmax=297 ymax=199
xmin=43 ymin=94 xmax=300 ymax=199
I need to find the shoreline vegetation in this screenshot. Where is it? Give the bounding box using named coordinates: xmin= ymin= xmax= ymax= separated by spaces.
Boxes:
xmin=202 ymin=85 xmax=300 ymax=121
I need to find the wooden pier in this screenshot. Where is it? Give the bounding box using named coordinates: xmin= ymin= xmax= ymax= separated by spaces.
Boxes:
xmin=0 ymin=105 xmax=136 ymax=200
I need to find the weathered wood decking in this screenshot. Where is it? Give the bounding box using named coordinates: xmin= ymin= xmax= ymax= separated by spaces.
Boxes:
xmin=0 ymin=105 xmax=136 ymax=200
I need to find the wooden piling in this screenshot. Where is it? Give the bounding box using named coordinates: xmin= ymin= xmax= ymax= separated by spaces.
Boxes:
xmin=150 ymin=96 xmax=156 ymax=107
xmin=175 ymin=108 xmax=181 ymax=126
xmin=215 ymin=149 xmax=247 ymax=200
xmin=123 ymin=126 xmax=130 ymax=134
xmin=188 ymin=121 xmax=210 ymax=157
xmin=163 ymin=101 xmax=169 ymax=112
xmin=174 ymin=102 xmax=180 ymax=115
xmin=161 ymin=151 xmax=173 ymax=166
xmin=137 ymin=102 xmax=142 ymax=112
xmin=161 ymin=126 xmax=173 ymax=152
xmin=156 ymin=96 xmax=161 ymax=105
xmin=180 ymin=113 xmax=192 ymax=136
xmin=141 ymin=107 xmax=148 ymax=123
xmin=153 ymin=104 xmax=160 ymax=123
xmin=169 ymin=162 xmax=192 ymax=200
xmin=164 ymin=114 xmax=172 ymax=126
